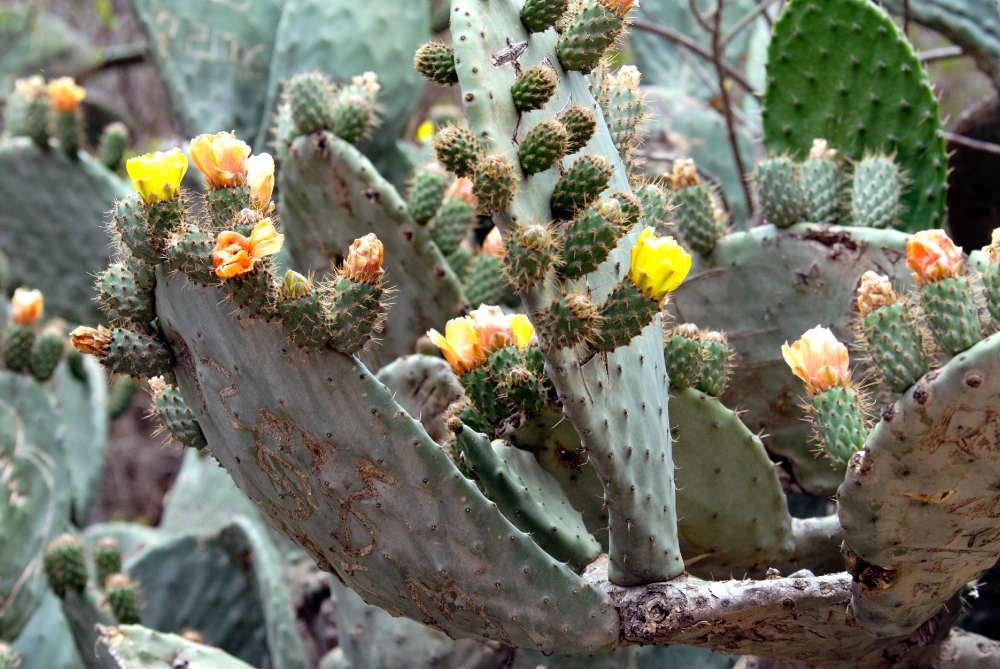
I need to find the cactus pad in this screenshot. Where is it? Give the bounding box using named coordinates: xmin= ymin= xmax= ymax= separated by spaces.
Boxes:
xmin=802 ymin=155 xmax=842 ymax=224
xmin=560 ymin=206 xmax=622 ymax=280
xmin=920 ymin=276 xmax=982 ymax=356
xmin=859 ymin=302 xmax=929 ymax=393
xmin=550 ymin=154 xmax=614 ymax=219
xmin=519 ymin=120 xmax=568 ymax=175
xmin=851 ymin=156 xmax=902 ymax=229
xmin=557 ymin=105 xmax=598 ymax=155
xmin=511 ymin=65 xmax=559 ymax=113
xmin=810 ymin=386 xmax=867 ymax=470
xmin=755 ymin=157 xmax=805 ymax=228
xmin=407 ymin=165 xmax=450 ymax=225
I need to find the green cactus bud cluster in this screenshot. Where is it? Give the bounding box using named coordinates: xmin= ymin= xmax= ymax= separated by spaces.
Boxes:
xmin=851 ymin=155 xmax=902 ymax=229
xmin=556 ymin=0 xmax=630 ymax=73
xmin=414 ymin=42 xmax=459 ymax=86
xmin=537 ymin=291 xmax=601 ymax=350
xmin=152 ymin=378 xmax=209 ymax=450
xmin=810 ymin=386 xmax=868 ymax=469
xmin=599 ymin=66 xmax=645 ymax=166
xmin=505 ymin=222 xmax=561 ymax=290
xmin=520 ymin=0 xmax=570 ymax=33
xmin=557 ymin=104 xmax=598 ymax=154
xmin=550 ymin=154 xmax=614 ymax=219
xmin=94 ymin=537 xmax=123 ymax=589
xmin=560 ymin=203 xmax=623 ymax=279
xmin=99 ymin=122 xmax=130 ymax=172
xmin=407 ymin=164 xmax=450 ymax=225
xmin=5 ymin=76 xmax=52 ymax=148
xmin=282 ymin=71 xmax=381 ymax=145
xmin=429 ymin=197 xmax=477 ymax=256
xmin=518 ymin=119 xmax=569 ymax=175
xmin=433 ymin=125 xmax=483 ymax=178
xmin=755 ymin=156 xmax=806 ymax=228
xmin=98 ymin=262 xmax=156 ymax=328
xmin=511 ymin=65 xmax=559 ymax=113
xmin=105 ymin=573 xmax=142 ymax=625
xmin=43 ymin=534 xmax=87 ymax=598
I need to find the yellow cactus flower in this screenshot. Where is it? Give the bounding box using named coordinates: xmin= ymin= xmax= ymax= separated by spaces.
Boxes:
xmin=428 ymin=317 xmax=483 ymax=376
xmin=482 ymin=227 xmax=504 ymax=258
xmin=70 ymin=325 xmax=112 ymax=356
xmin=211 ymin=219 xmax=285 ymax=278
xmin=47 ymin=77 xmax=86 ymax=113
xmin=126 ymin=149 xmax=189 ymax=204
xmin=190 ymin=131 xmax=251 ymax=189
xmin=781 ymin=326 xmax=851 ymax=396
xmin=628 ymin=227 xmax=692 ymax=302
xmin=247 ymin=153 xmax=275 ymax=212
xmin=417 ymin=120 xmax=435 ymax=143
xmin=509 ymin=314 xmax=535 ymax=350
xmin=11 ymin=288 xmax=43 ymax=326
xmin=906 ymin=229 xmax=963 ymax=286
xmin=470 ymin=305 xmax=513 ymax=353
xmin=343 ymin=233 xmax=385 ymax=284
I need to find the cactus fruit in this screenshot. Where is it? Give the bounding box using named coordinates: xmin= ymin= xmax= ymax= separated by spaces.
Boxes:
xmin=98 ymin=262 xmax=156 ymax=328
xmin=407 ymin=163 xmax=450 ymax=225
xmin=72 ymin=326 xmax=174 ymax=379
xmin=429 ymin=196 xmax=477 ymax=256
xmin=330 ymin=73 xmax=382 ymax=145
xmin=557 ymin=104 xmax=598 ymax=154
xmin=600 ymin=65 xmax=645 ymax=164
xmin=802 ymin=139 xmax=842 ymax=225
xmin=537 ymin=292 xmax=601 ymax=350
xmin=94 ymin=538 xmax=123 ymax=589
xmin=286 ymin=71 xmax=335 ymax=137
xmin=550 ymin=154 xmax=614 ymax=218
xmin=851 ymin=155 xmax=902 ymax=229
xmin=29 ymin=322 xmax=64 ymax=383
xmin=505 ymin=222 xmax=561 ymax=290
xmin=811 ymin=386 xmax=868 ymax=469
xmin=560 ymin=203 xmax=624 ymax=280
xmin=856 ymin=272 xmax=929 ymax=393
xmin=414 ymin=42 xmax=459 ymax=86
xmin=755 ymin=156 xmax=805 ymax=228
xmin=518 ymin=120 xmax=569 ymax=175
xmin=43 ymin=534 xmax=87 ymax=598
xmin=635 ymin=183 xmax=671 ymax=234
xmin=3 ymin=324 xmax=35 ymax=374
xmin=664 ymin=323 xmax=703 ymax=389
xmin=105 ymin=574 xmax=142 ymax=625
xmin=556 ymin=0 xmax=631 ymax=73
xmin=99 ymin=122 xmax=129 ymax=172
xmin=667 ymin=160 xmax=723 ymax=256
xmin=433 ymin=125 xmax=483 ymax=178
xmin=511 ymin=65 xmax=559 ymax=113
xmin=520 ymin=0 xmax=570 ymax=33
xmin=151 ymin=378 xmax=209 ymax=450
xmin=695 ymin=331 xmax=731 ymax=397
xmin=473 ymin=154 xmax=519 ymax=213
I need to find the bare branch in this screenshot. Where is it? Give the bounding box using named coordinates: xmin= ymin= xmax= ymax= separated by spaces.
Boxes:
xmin=719 ymin=0 xmax=781 ymax=49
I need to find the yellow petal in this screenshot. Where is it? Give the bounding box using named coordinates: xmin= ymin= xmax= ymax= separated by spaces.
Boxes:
xmin=508 ymin=314 xmax=535 ymax=350
xmin=248 ymin=219 xmax=284 ymax=259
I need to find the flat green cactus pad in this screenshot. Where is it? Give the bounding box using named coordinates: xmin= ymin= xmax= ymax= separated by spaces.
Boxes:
xmin=10 ymin=591 xmax=86 ymax=669
xmin=153 ymin=271 xmax=619 ymax=653
xmin=669 ymin=224 xmax=913 ymax=496
xmin=0 ymin=138 xmax=130 ymax=324
xmin=670 ymin=388 xmax=794 ymax=573
xmin=763 ymin=0 xmax=947 ymax=232
xmin=376 ymin=355 xmax=464 ymax=445
xmin=279 ymin=133 xmax=465 ymax=370
xmin=128 ymin=0 xmax=285 ymax=145
xmin=54 ymin=358 xmax=108 ymax=525
xmin=98 ymin=624 xmax=256 ymax=668
xmin=839 ymin=333 xmax=1000 ymax=637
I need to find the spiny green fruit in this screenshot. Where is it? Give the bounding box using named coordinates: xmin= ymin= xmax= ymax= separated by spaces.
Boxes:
xmin=152 ymin=378 xmax=209 ymax=449
xmin=30 ymin=326 xmax=64 ymax=382
xmin=560 ymin=203 xmax=622 ymax=280
xmin=473 ymin=155 xmax=519 ymax=213
xmin=205 ymin=185 xmax=252 ymax=229
xmin=106 ymin=573 xmax=142 ymax=625
xmin=222 ymin=263 xmax=277 ymax=320
xmin=860 ymin=301 xmax=928 ymax=393
xmin=557 ymin=105 xmax=598 ymax=154
xmin=600 ymin=66 xmax=645 ymax=163
xmin=104 ymin=328 xmax=174 ymax=378
xmin=125 ymin=252 xmax=156 ymax=292
xmin=755 ymin=156 xmax=805 ymax=228
xmin=671 ymin=184 xmax=723 ymax=257
xmin=98 ymin=262 xmax=155 ymax=327
xmin=166 ymin=225 xmax=217 ymax=285
xmin=811 ymin=385 xmax=867 ymax=470
xmin=94 ymin=537 xmax=123 ymax=589
xmin=55 ymin=110 xmax=81 ymax=159
xmin=108 ymin=375 xmax=140 ymax=420
xmin=465 ymin=253 xmax=509 ymax=308
xmin=487 ymin=345 xmax=547 ymax=415
xmin=537 ymin=291 xmax=601 ymax=350
xmin=99 ymin=122 xmax=129 ymax=171
xmin=414 ymin=42 xmax=459 ymax=86
xmin=801 ymin=139 xmax=841 ymax=224
xmin=331 ymin=74 xmax=381 ymax=145
xmin=613 ymin=191 xmax=641 ymax=229
xmin=518 ymin=119 xmax=568 ymax=175
xmin=550 ymin=154 xmax=613 ymax=219
xmin=594 ymin=280 xmax=658 ymax=352
xmin=429 ymin=197 xmax=477 ymax=256
xmin=983 ymin=262 xmax=1000 ymax=328
xmin=324 ymin=275 xmax=386 ymax=355
xmin=505 ymin=222 xmax=561 ymax=290
xmin=4 ymin=323 xmax=35 ymax=374
xmin=695 ymin=331 xmax=731 ymax=397
xmin=286 ymin=71 xmax=334 ymax=137
xmin=556 ymin=0 xmax=629 ymax=73
xmin=511 ymin=65 xmax=559 ymax=113
xmin=664 ymin=323 xmax=702 ymax=389
xmin=43 ymin=534 xmax=87 ymax=598
xmin=920 ymin=276 xmax=981 ymax=356
xmin=635 ymin=184 xmax=671 ymax=234
xmin=434 ymin=125 xmax=483 ymax=178
xmin=278 ymin=271 xmax=332 ymax=353
xmin=851 ymin=155 xmax=902 ymax=229
xmin=408 ymin=164 xmax=450 ymax=225
xmin=520 ymin=0 xmax=570 ymax=32
xmin=114 ymin=193 xmax=158 ymax=265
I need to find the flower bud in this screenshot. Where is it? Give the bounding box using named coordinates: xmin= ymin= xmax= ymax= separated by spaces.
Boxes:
xmin=906 ymin=229 xmax=963 ymax=286
xmin=856 ymin=271 xmax=898 ymax=317
xmin=343 ymin=233 xmax=385 ymax=284
xmin=781 ymin=326 xmax=851 ymax=396
xmin=808 ymin=138 xmax=838 ymax=161
xmin=445 ymin=176 xmax=477 ymax=208
xmin=247 ymin=153 xmax=275 ymax=212
xmin=667 ymin=158 xmax=700 ymax=190
xmin=280 ymin=270 xmax=313 ymax=299
xmin=70 ymin=325 xmax=112 ymax=357
xmin=11 ymin=288 xmax=43 ymax=326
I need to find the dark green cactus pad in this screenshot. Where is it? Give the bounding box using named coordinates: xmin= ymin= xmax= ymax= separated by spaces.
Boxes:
xmin=851 ymin=156 xmax=902 ymax=229
xmin=811 ymin=386 xmax=867 ymax=470
xmin=536 ymin=293 xmax=600 ymax=350
xmin=93 ymin=539 xmax=122 ymax=590
xmin=128 ymin=0 xmax=284 ymax=144
xmin=557 ymin=105 xmax=598 ymax=155
xmin=555 ymin=0 xmax=625 ymax=73
xmin=206 ymin=186 xmax=253 ymax=230
xmin=414 ymin=42 xmax=458 ymax=86
xmin=407 ymin=166 xmax=449 ymax=225
xmin=670 ymin=388 xmax=794 ymax=574
xmin=802 ymin=156 xmax=841 ymax=224
xmin=43 ymin=535 xmax=87 ymax=598
xmin=839 ymin=333 xmax=1000 ymax=637
xmin=506 ymin=223 xmax=560 ymax=290
xmin=511 ymin=65 xmax=559 ymax=113
xmin=920 ymin=276 xmax=981 ymax=356
xmin=461 ymin=363 xmax=515 ymax=429
xmin=635 ymin=184 xmax=671 ymax=234
xmin=984 ymin=262 xmax=1000 ymax=326
xmin=518 ymin=119 xmax=568 ymax=175
xmin=125 ymin=254 xmax=157 ymax=293
xmin=671 ymin=184 xmax=722 ymax=256
xmin=279 ymin=133 xmax=464 ymax=368
xmin=763 ymin=0 xmax=947 ymax=232
xmin=98 ymin=262 xmax=155 ymax=328
xmin=104 ymin=328 xmax=174 ymax=379
xmin=664 ymin=331 xmax=702 ymax=389
xmin=376 ymin=355 xmax=464 ymax=445
xmin=115 ymin=193 xmax=157 ymax=265
xmin=98 ymin=122 xmax=128 ymax=172
xmin=29 ymin=331 xmax=63 ymax=383
xmin=473 ymin=154 xmax=519 ymax=213
xmin=429 ymin=197 xmax=476 ymax=256
xmin=433 ymin=125 xmax=483 ymax=178
xmin=594 ymin=281 xmax=658 ymax=352
xmin=54 ymin=110 xmax=80 ymax=159
xmin=464 ymin=253 xmax=509 ymax=309
xmin=287 ymin=71 xmax=335 ymax=137
xmin=278 ymin=291 xmax=332 ymax=353
xmin=755 ymin=157 xmax=805 ymax=228
xmin=456 ymin=427 xmax=601 ymax=570
xmin=222 ymin=264 xmax=276 ymax=320
xmin=66 ymin=347 xmax=87 ymax=382
xmin=4 ymin=323 xmax=34 ymax=373
xmin=153 ymin=270 xmax=619 ymax=652
xmin=154 ymin=385 xmax=208 ymax=450
xmin=105 ymin=576 xmax=141 ymax=624
xmin=550 ymin=154 xmax=613 ymax=219
xmin=860 ymin=302 xmax=929 ymax=393
xmin=695 ymin=339 xmax=731 ymax=397
xmin=165 ymin=225 xmax=217 ymax=286
xmin=560 ymin=206 xmax=622 ymax=280
xmin=325 ymin=277 xmax=384 ymax=356
xmin=520 ymin=0 xmax=570 ymax=33
xmin=0 ymin=139 xmax=131 ymax=324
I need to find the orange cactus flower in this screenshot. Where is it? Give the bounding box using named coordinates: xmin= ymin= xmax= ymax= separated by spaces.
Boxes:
xmin=470 ymin=305 xmax=513 ymax=353
xmin=190 ymin=131 xmax=251 ymax=189
xmin=247 ymin=153 xmax=275 ymax=212
xmin=482 ymin=227 xmax=504 ymax=258
xmin=599 ymin=0 xmax=636 ymax=18
xmin=11 ymin=288 xmax=43 ymax=326
xmin=70 ymin=325 xmax=112 ymax=356
xmin=343 ymin=233 xmax=385 ymax=284
xmin=428 ymin=317 xmax=483 ymax=375
xmin=781 ymin=326 xmax=851 ymax=396
xmin=212 ymin=219 xmax=285 ymax=279
xmin=427 ymin=305 xmax=532 ymax=375
xmin=126 ymin=149 xmax=189 ymax=204
xmin=48 ymin=77 xmax=86 ymax=113
xmin=906 ymin=229 xmax=963 ymax=286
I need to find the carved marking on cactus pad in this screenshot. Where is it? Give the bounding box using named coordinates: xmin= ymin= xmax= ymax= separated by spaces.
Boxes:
xmin=405 ymin=578 xmax=512 ymax=645
xmin=902 ymin=490 xmax=955 ymax=504
xmin=924 ymin=405 xmax=1000 ymax=457
xmin=328 ymin=460 xmax=401 ymax=558
xmin=168 ymin=334 xmax=205 ymax=411
xmin=255 ymin=439 xmax=313 ymax=520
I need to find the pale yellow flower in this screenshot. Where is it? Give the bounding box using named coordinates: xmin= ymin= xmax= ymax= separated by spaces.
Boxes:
xmin=470 ymin=305 xmax=513 ymax=353
xmin=628 ymin=227 xmax=692 ymax=301
xmin=211 ymin=219 xmax=284 ymax=278
xmin=247 ymin=153 xmax=275 ymax=212
xmin=190 ymin=132 xmax=251 ymax=189
xmin=70 ymin=325 xmax=112 ymax=356
xmin=11 ymin=288 xmax=43 ymax=326
xmin=906 ymin=229 xmax=963 ymax=287
xmin=509 ymin=314 xmax=535 ymax=350
xmin=428 ymin=317 xmax=483 ymax=375
xmin=126 ymin=149 xmax=189 ymax=204
xmin=781 ymin=326 xmax=851 ymax=396
xmin=47 ymin=77 xmax=86 ymax=113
